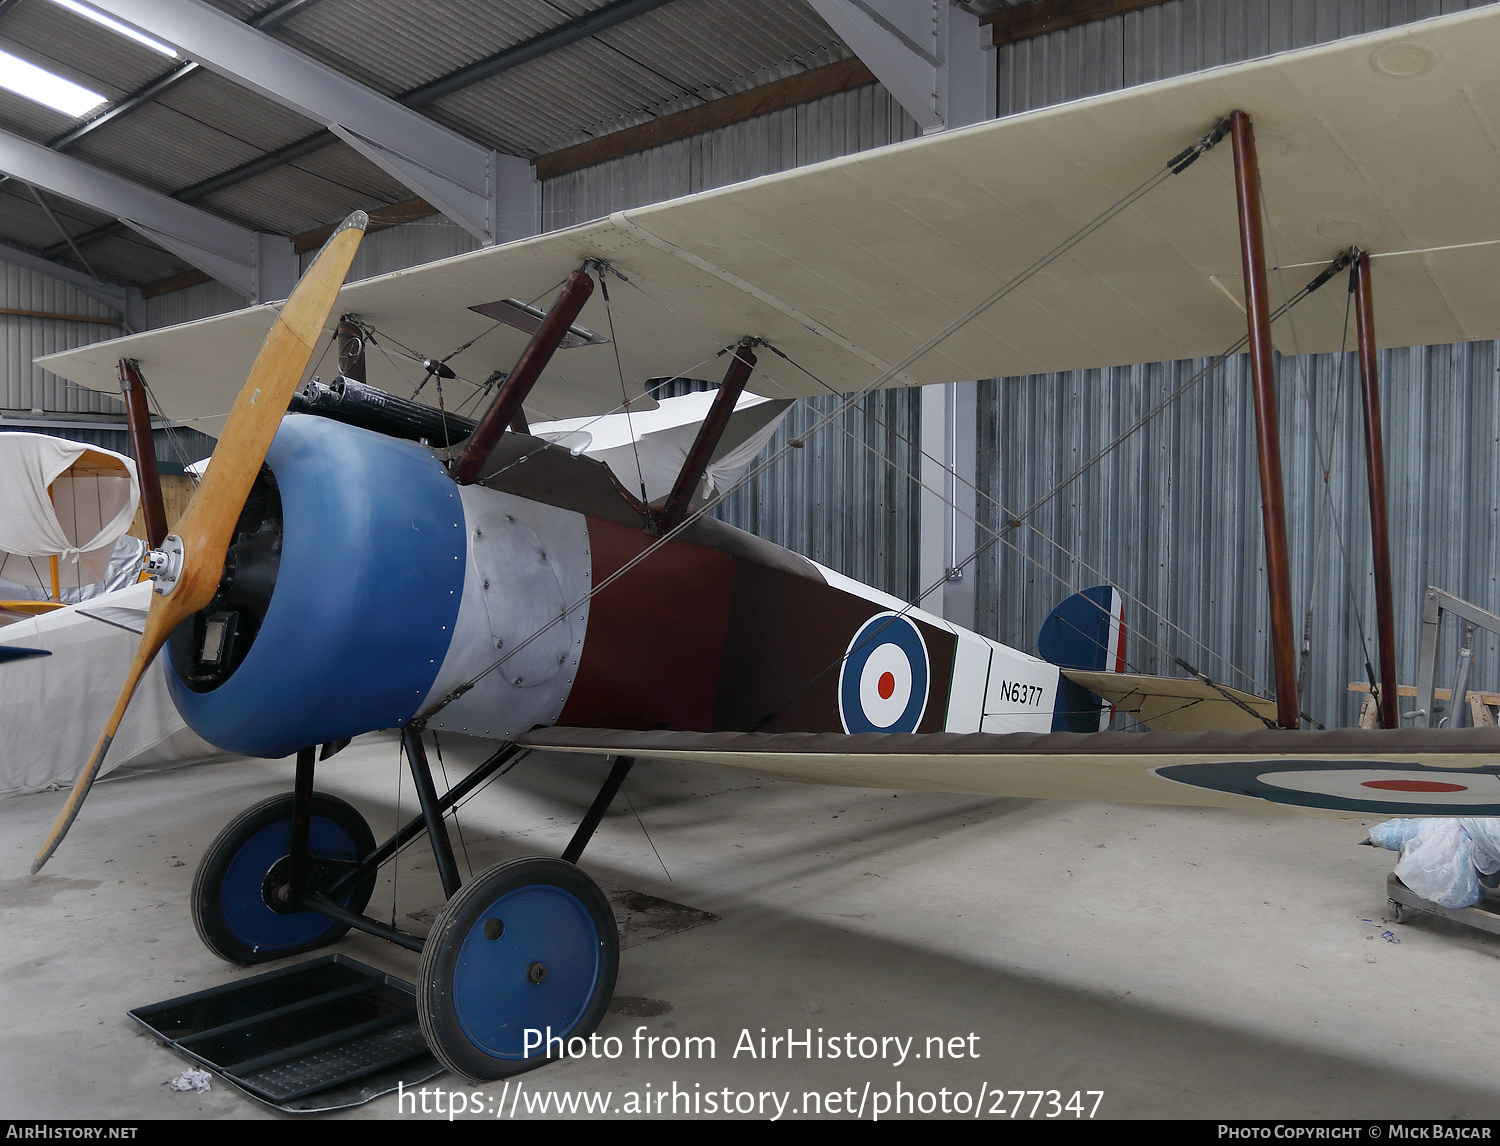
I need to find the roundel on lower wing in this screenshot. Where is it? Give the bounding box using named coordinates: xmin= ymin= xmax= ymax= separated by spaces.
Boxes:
xmin=1154 ymin=761 xmax=1500 ymax=815
xmin=839 ymin=612 xmax=929 ymax=733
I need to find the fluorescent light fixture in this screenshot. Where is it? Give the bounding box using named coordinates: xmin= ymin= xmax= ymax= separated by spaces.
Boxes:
xmin=46 ymin=0 xmax=179 ymax=57
xmin=0 ymin=50 xmax=108 ymax=117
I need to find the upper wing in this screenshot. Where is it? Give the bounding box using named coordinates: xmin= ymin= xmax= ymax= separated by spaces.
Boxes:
xmin=519 ymin=726 xmax=1500 ymax=818
xmin=38 ymin=5 xmax=1500 ymax=429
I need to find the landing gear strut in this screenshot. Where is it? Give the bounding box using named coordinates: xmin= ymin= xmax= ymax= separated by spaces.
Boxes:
xmin=189 ymin=734 xmax=629 ymax=1080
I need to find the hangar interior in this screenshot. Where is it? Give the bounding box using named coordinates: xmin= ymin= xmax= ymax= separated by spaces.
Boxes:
xmin=4 ymin=0 xmax=1500 ymax=1120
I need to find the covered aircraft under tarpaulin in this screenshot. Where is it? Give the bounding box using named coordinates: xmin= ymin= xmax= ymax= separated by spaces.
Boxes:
xmin=0 ymin=436 xmax=223 ymax=793
xmin=23 ymin=4 xmax=1500 ymax=1082
xmin=0 ymin=434 xmax=140 ymax=613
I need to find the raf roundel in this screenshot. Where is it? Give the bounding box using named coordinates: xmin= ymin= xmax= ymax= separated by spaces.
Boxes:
xmin=1155 ymin=761 xmax=1500 ymax=815
xmin=839 ymin=612 xmax=930 ymax=733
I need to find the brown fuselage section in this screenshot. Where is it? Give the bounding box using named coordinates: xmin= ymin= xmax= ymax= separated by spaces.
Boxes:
xmin=557 ymin=517 xmax=957 ymax=734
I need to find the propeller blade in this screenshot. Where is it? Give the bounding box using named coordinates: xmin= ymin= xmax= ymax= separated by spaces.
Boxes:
xmin=32 ymin=212 xmax=368 ymax=873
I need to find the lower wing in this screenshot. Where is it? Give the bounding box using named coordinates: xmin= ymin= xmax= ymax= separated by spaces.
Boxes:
xmin=520 ymin=726 xmax=1500 ymax=817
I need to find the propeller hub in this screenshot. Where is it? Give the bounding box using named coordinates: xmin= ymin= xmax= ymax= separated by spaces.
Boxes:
xmin=144 ymin=534 xmax=184 ymax=596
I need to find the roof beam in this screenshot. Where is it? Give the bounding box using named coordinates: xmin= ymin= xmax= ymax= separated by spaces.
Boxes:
xmin=41 ymin=0 xmax=671 ymax=262
xmin=806 ymin=1 xmax=992 ymax=132
xmin=0 ymin=237 xmax=131 ymax=315
xmin=535 ymin=57 xmax=880 ymax=179
xmin=982 ymin=0 xmax=1170 ymax=44
xmin=0 ymin=127 xmax=293 ymax=301
xmin=399 ymin=0 xmax=676 ymax=107
xmin=46 ymin=0 xmax=332 ymax=152
xmin=85 ymin=0 xmax=536 ymax=245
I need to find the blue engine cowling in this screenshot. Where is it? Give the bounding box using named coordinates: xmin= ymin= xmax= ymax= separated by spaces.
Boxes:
xmin=166 ymin=415 xmax=465 ymax=758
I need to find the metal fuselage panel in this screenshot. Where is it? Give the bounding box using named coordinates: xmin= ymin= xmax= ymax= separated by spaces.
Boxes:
xmin=420 ymin=484 xmax=591 ymax=740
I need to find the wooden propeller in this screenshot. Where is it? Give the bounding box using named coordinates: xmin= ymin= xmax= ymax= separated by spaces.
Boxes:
xmin=32 ymin=213 xmax=368 ymax=873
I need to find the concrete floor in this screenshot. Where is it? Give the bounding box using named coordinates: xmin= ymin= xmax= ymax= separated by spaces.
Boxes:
xmin=3 ymin=730 xmax=1499 ymax=1121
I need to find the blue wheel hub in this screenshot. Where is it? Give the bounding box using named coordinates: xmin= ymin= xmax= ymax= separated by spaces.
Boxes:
xmin=221 ymin=815 xmax=363 ymax=953
xmin=451 ymin=884 xmax=603 ymax=1059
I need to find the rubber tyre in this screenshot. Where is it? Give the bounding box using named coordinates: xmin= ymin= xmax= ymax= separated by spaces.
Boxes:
xmin=191 ymin=793 xmax=377 ymax=965
xmin=417 ymin=857 xmax=618 ymax=1081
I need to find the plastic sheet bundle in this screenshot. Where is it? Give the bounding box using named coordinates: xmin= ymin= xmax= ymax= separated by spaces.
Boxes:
xmin=1370 ymin=818 xmax=1500 ymax=907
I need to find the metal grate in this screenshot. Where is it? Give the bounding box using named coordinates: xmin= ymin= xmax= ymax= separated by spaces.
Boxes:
xmin=130 ymin=953 xmax=441 ymax=1113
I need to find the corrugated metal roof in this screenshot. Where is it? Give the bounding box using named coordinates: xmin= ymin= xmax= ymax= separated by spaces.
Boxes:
xmin=426 ymin=0 xmax=849 ymax=155
xmin=153 ymin=68 xmax=327 ymax=155
xmin=0 ymin=180 xmax=121 ymax=258
xmin=195 ymin=151 xmax=410 ymax=235
xmin=210 ymin=0 xmax=285 ymax=22
xmin=66 ymin=101 xmax=271 ymax=200
xmin=80 ymin=229 xmax=185 ymax=281
xmin=268 ymin=0 xmax=588 ymax=99
xmin=1 ymin=256 xmax=123 ymax=414
xmin=0 ymin=8 xmax=172 ymax=109
xmin=0 ymin=0 xmax=860 ymax=284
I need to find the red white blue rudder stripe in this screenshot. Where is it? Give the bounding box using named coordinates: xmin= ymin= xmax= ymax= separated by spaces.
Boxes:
xmin=1038 ymin=585 xmax=1125 ymax=732
xmin=839 ymin=612 xmax=930 ymax=733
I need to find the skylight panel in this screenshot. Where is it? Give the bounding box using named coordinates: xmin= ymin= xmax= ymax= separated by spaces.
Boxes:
xmin=45 ymin=0 xmax=179 ymax=58
xmin=0 ymin=50 xmax=108 ymax=117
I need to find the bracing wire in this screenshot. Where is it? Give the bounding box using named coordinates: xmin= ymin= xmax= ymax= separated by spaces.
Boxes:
xmin=1258 ymin=177 xmax=1381 ymax=720
xmin=763 ymin=345 xmax=1265 ymax=692
xmin=417 ymin=122 xmax=1235 ymax=721
xmin=598 ymin=273 xmax=649 ymax=502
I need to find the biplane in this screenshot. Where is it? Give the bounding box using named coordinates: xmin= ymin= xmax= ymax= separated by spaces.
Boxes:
xmin=23 ymin=5 xmax=1500 ymax=1081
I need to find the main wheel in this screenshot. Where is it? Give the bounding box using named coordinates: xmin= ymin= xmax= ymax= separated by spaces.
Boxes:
xmin=417 ymin=857 xmax=618 ymax=1081
xmin=192 ymin=793 xmax=377 ymax=965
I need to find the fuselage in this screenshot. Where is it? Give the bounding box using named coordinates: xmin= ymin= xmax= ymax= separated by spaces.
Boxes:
xmin=165 ymin=414 xmax=1062 ymax=758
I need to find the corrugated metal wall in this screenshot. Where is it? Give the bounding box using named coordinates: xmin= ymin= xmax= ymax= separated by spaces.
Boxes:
xmin=543 ymin=84 xmax=926 ymax=595
xmin=543 ymin=82 xmax=921 ymax=226
xmin=976 ymin=343 xmax=1500 ymax=731
xmin=1 ymin=261 xmax=125 ymax=416
xmin=712 ymin=390 xmax=922 ymax=600
xmin=0 ymin=421 xmax=218 ymax=469
xmin=981 ymin=0 xmax=1500 ymax=729
xmin=141 ymin=278 xmax=246 ymax=331
xmin=654 ymin=376 xmax=922 ymax=598
xmin=996 ymin=0 xmax=1497 ymax=116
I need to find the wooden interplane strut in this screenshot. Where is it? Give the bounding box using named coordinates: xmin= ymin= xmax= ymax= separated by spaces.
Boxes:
xmin=1229 ymin=111 xmax=1298 ymax=729
xmin=452 ymin=268 xmax=597 ymax=485
xmin=1353 ymin=252 xmax=1400 ymax=730
xmin=654 ymin=340 xmax=758 ymax=534
xmin=336 ymin=317 xmax=367 ymax=382
xmin=118 ymin=358 xmax=167 ymax=550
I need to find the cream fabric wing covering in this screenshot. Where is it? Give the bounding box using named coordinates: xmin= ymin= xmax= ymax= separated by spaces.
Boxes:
xmin=532 ymin=390 xmax=791 ymax=504
xmin=0 ymin=434 xmax=140 ymax=592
